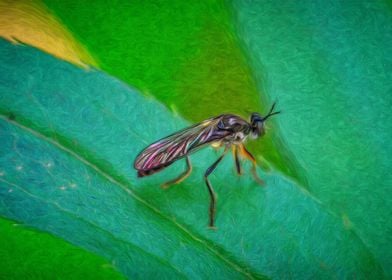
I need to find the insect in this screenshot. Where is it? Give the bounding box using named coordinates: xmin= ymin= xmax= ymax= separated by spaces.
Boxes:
xmin=134 ymin=103 xmax=280 ymax=228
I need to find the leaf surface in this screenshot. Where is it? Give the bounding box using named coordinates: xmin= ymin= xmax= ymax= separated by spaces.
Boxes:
xmin=0 ymin=39 xmax=385 ymax=279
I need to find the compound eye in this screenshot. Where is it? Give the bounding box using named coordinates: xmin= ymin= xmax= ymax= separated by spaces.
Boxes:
xmin=251 ymin=113 xmax=261 ymax=123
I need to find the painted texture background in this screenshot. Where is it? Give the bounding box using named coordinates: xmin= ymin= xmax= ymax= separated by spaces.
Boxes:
xmin=0 ymin=0 xmax=391 ymax=279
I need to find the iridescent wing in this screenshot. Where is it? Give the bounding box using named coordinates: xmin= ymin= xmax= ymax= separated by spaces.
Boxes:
xmin=134 ymin=115 xmax=238 ymax=176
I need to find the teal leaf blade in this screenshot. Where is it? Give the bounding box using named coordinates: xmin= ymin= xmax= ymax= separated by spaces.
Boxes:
xmin=0 ymin=39 xmax=385 ymax=278
xmin=231 ymin=1 xmax=392 ymax=277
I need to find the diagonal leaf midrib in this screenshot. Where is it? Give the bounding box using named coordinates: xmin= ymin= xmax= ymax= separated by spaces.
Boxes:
xmin=0 ymin=114 xmax=267 ymax=280
xmin=1 ymin=107 xmax=382 ymax=278
xmin=0 ymin=177 xmax=188 ymax=279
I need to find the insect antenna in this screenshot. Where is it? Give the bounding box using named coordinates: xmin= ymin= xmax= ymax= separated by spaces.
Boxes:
xmin=262 ymin=101 xmax=281 ymax=121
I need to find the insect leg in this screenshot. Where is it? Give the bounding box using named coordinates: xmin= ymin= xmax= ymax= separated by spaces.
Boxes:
xmin=161 ymin=156 xmax=192 ymax=189
xmin=232 ymin=145 xmax=242 ymax=175
xmin=204 ymin=148 xmax=228 ymax=228
xmin=239 ymin=144 xmax=264 ymax=186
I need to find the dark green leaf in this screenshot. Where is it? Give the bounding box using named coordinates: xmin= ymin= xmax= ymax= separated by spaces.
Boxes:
xmin=40 ymin=0 xmax=304 ymax=185
xmin=0 ymin=217 xmax=125 ymax=279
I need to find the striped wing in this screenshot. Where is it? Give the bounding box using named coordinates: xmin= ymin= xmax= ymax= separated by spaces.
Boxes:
xmin=134 ymin=116 xmax=232 ymax=173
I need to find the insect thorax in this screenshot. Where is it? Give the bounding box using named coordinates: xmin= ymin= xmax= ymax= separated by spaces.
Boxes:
xmin=224 ymin=131 xmax=248 ymax=145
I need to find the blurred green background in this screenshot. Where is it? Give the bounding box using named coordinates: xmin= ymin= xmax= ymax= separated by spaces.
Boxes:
xmin=0 ymin=0 xmax=391 ymax=279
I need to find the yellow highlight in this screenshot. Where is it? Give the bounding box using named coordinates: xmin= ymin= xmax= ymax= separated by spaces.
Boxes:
xmin=202 ymin=119 xmax=212 ymax=126
xmin=211 ymin=142 xmax=222 ymax=148
xmin=0 ymin=0 xmax=97 ymax=68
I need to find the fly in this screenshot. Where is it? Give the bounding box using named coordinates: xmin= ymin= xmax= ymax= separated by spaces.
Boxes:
xmin=134 ymin=103 xmax=280 ymax=228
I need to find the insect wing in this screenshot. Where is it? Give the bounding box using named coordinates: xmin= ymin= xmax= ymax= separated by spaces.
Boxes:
xmin=134 ymin=117 xmax=230 ymax=172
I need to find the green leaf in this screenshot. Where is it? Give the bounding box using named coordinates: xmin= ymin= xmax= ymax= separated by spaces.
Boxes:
xmin=0 ymin=217 xmax=125 ymax=280
xmin=40 ymin=0 xmax=305 ymax=186
xmin=0 ymin=39 xmax=385 ymax=279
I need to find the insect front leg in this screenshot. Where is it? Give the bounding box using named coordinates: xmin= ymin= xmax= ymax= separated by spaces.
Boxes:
xmin=239 ymin=144 xmax=264 ymax=186
xmin=161 ymin=156 xmax=192 ymax=189
xmin=204 ymin=148 xmax=228 ymax=229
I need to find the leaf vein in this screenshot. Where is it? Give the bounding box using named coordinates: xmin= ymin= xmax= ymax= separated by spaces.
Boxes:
xmin=0 ymin=115 xmax=260 ymax=280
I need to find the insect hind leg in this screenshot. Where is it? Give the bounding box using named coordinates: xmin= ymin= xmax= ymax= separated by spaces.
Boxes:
xmin=232 ymin=145 xmax=242 ymax=175
xmin=161 ymin=156 xmax=192 ymax=189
